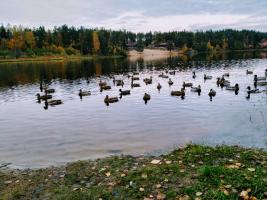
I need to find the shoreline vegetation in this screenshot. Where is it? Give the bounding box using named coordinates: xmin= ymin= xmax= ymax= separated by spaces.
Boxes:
xmin=0 ymin=144 xmax=266 ymax=199
xmin=2 ymin=25 xmax=267 ymax=64
xmin=1 ymin=48 xmax=267 ymax=64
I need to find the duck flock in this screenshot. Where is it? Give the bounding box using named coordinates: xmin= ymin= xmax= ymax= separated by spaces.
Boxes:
xmin=36 ymin=68 xmax=267 ymax=108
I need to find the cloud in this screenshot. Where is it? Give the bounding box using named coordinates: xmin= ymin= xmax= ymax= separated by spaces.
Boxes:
xmin=0 ymin=0 xmax=266 ymax=32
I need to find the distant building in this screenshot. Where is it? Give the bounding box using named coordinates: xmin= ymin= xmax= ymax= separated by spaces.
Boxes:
xmin=260 ymin=39 xmax=267 ymax=48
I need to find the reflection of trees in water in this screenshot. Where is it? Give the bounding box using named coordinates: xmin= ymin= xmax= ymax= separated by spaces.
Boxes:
xmin=0 ymin=51 xmax=265 ymax=87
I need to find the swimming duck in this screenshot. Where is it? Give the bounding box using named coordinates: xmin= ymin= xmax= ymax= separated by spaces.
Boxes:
xmin=256 ymin=81 xmax=267 ymax=86
xmin=254 ymin=75 xmax=266 ymax=81
xmin=183 ymin=82 xmax=193 ymax=87
xmin=116 ymin=80 xmax=124 ymax=86
xmin=171 ymin=88 xmax=185 ymax=96
xmin=100 ymin=85 xmax=111 ymax=91
xmin=36 ymin=93 xmax=52 ymax=101
xmin=169 ymin=71 xmax=175 ymax=75
xmin=168 ymin=78 xmax=174 ymax=86
xmin=246 ymin=69 xmax=253 ymax=75
xmin=265 ymin=69 xmax=267 ymax=76
xmin=159 ymin=72 xmax=169 ymax=78
xmin=79 ymin=89 xmax=91 ymax=96
xmin=247 ymin=86 xmax=260 ymax=94
xmin=143 ymin=93 xmax=151 ymax=101
xmin=192 ymin=71 xmax=196 ymax=79
xmin=132 ymin=76 xmax=140 ymax=81
xmin=157 ymin=83 xmax=162 ymax=90
xmin=119 ymin=89 xmax=131 ymax=95
xmin=204 ymin=74 xmax=212 ymax=80
xmin=104 ymin=95 xmax=119 ymax=104
xmin=44 ymin=88 xmax=55 ymax=94
xmin=143 ymin=76 xmax=152 ymax=84
xmin=191 ymin=85 xmax=201 ymax=95
xmin=131 ymin=81 xmax=141 ymax=88
xmin=226 ymin=83 xmax=239 ymax=91
xmin=47 ymin=99 xmax=63 ymax=106
xmin=223 ymin=72 xmax=230 ymax=77
xmin=99 ymin=80 xmax=107 ymax=87
xmin=208 ymin=89 xmax=216 ymax=100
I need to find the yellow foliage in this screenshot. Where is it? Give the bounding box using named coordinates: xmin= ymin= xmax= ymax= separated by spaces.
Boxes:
xmin=207 ymin=41 xmax=214 ymax=51
xmin=92 ymin=31 xmax=100 ymax=54
xmin=24 ymin=31 xmax=36 ymax=49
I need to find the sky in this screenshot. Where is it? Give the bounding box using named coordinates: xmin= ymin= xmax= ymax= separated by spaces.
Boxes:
xmin=1 ymin=0 xmax=267 ymax=32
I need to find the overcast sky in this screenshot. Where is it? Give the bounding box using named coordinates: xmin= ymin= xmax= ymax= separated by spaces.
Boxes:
xmin=1 ymin=0 xmax=267 ymax=32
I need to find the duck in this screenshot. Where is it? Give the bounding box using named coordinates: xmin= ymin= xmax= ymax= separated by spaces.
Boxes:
xmin=256 ymin=81 xmax=267 ymax=86
xmin=183 ymin=82 xmax=193 ymax=88
xmin=159 ymin=72 xmax=169 ymax=78
xmin=265 ymin=69 xmax=267 ymax=76
xmin=119 ymin=89 xmax=131 ymax=95
xmin=143 ymin=93 xmax=151 ymax=101
xmin=143 ymin=76 xmax=152 ymax=84
xmin=47 ymin=99 xmax=63 ymax=106
xmin=116 ymin=80 xmax=124 ymax=86
xmin=132 ymin=76 xmax=140 ymax=81
xmin=192 ymin=71 xmax=196 ymax=79
xmin=100 ymin=85 xmax=111 ymax=91
xmin=104 ymin=95 xmax=119 ymax=104
xmin=99 ymin=80 xmax=107 ymax=87
xmin=254 ymin=75 xmax=266 ymax=82
xmin=169 ymin=71 xmax=175 ymax=75
xmin=157 ymin=83 xmax=162 ymax=90
xmin=247 ymin=86 xmax=260 ymax=94
xmin=191 ymin=85 xmax=201 ymax=95
xmin=208 ymin=89 xmax=216 ymax=100
xmin=131 ymin=81 xmax=141 ymax=88
xmin=79 ymin=89 xmax=91 ymax=96
xmin=204 ymin=74 xmax=212 ymax=80
xmin=246 ymin=69 xmax=253 ymax=75
xmin=168 ymin=78 xmax=174 ymax=86
xmin=223 ymin=72 xmax=230 ymax=77
xmin=217 ymin=77 xmax=230 ymax=87
xmin=226 ymin=83 xmax=239 ymax=91
xmin=171 ymin=88 xmax=185 ymax=96
xmin=36 ymin=93 xmax=52 ymax=101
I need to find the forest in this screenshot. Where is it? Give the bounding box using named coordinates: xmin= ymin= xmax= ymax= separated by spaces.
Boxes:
xmin=1 ymin=24 xmax=267 ymax=59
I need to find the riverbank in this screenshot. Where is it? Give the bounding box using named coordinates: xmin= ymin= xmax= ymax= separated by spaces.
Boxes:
xmin=0 ymin=55 xmax=124 ymax=64
xmin=0 ymin=144 xmax=266 ymax=200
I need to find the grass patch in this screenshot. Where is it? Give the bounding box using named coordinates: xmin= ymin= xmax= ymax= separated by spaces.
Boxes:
xmin=0 ymin=144 xmax=267 ymax=199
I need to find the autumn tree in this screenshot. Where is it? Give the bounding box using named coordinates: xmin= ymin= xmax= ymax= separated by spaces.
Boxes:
xmin=92 ymin=31 xmax=100 ymax=55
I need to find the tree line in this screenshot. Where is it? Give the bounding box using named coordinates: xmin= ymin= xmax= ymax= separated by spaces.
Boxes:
xmin=1 ymin=24 xmax=267 ymax=59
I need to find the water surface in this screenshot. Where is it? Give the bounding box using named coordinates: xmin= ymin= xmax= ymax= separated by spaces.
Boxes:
xmin=0 ymin=52 xmax=267 ymax=168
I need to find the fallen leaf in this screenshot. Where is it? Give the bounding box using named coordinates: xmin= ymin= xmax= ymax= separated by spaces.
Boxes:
xmin=151 ymin=159 xmax=161 ymax=164
xmin=142 ymin=173 xmax=148 ymax=179
xmin=105 ymin=172 xmax=111 ymax=177
xmin=196 ymin=192 xmax=203 ymax=196
xmin=248 ymin=168 xmax=255 ymax=172
xmin=165 ymin=160 xmax=172 ymax=164
xmin=157 ymin=192 xmax=166 ymax=200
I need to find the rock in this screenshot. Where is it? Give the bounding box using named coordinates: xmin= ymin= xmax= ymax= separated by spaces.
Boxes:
xmin=156 ymin=184 xmax=161 ymax=188
xmin=139 ymin=187 xmax=145 ymax=192
xmin=121 ymin=173 xmax=126 ymax=177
